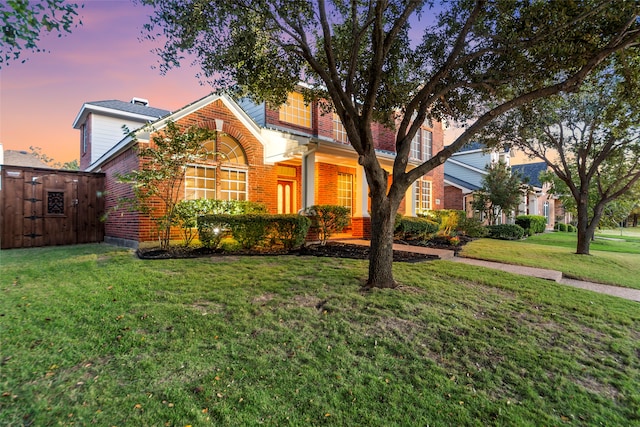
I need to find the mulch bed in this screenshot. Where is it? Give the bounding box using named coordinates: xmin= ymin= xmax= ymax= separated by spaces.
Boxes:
xmin=136 ymin=240 xmax=461 ymax=263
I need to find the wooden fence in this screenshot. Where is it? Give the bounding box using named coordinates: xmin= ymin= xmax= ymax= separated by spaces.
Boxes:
xmin=1 ymin=166 xmax=105 ymax=249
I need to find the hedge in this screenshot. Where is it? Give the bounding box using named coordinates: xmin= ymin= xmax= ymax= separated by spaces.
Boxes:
xmin=395 ymin=216 xmax=439 ymax=239
xmin=197 ymin=214 xmax=311 ymax=250
xmin=485 ymin=224 xmax=525 ymax=240
xmin=515 ymin=215 xmax=547 ymax=235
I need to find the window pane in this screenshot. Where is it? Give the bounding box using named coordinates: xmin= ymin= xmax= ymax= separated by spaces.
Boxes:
xmin=279 ymin=92 xmax=312 ymax=128
xmin=337 ymin=173 xmax=353 ymax=213
xmin=185 ymin=164 xmax=216 ymax=200
xmin=220 ymin=168 xmax=248 ymax=201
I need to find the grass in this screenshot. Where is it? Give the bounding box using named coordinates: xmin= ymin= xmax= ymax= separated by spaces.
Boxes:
xmin=1 ymin=244 xmax=639 ymax=426
xmin=460 ymin=232 xmax=640 ymax=289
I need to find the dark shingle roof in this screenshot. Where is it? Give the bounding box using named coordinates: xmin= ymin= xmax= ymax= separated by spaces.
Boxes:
xmin=87 ymin=100 xmax=170 ymax=119
xmin=511 ymin=162 xmax=548 ymax=187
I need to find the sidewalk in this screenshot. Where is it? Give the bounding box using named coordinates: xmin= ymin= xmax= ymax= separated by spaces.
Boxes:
xmin=339 ymin=239 xmax=640 ymax=302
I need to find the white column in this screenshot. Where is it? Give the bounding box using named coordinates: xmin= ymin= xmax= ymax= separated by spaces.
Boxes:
xmin=356 ymin=167 xmax=370 ymax=217
xmin=302 ymin=150 xmax=316 ymax=209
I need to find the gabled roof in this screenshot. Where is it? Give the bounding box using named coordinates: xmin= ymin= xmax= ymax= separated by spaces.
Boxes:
xmin=86 ymin=93 xmax=267 ymax=172
xmin=511 ymin=162 xmax=547 ymax=188
xmin=72 ymin=99 xmax=171 ymax=129
xmin=444 ymin=173 xmax=481 ymax=192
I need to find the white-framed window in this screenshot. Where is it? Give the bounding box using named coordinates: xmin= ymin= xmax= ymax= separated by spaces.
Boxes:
xmin=410 ymin=128 xmax=433 ymax=161
xmin=185 ymin=165 xmax=217 ymax=200
xmin=220 ymin=168 xmax=248 ymax=200
xmin=185 ymin=135 xmax=248 ymax=201
xmin=414 ymin=178 xmax=432 ymax=214
xmin=279 ymin=92 xmax=312 ymax=128
xmin=337 ymin=172 xmax=353 ymax=212
xmin=82 ymin=124 xmax=88 ymax=154
xmin=333 ymin=113 xmax=348 ymax=144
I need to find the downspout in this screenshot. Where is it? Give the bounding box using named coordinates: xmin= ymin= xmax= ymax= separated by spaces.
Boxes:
xmin=301 ymin=142 xmax=318 ymax=212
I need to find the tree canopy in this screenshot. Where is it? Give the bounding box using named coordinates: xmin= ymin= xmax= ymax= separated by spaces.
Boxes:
xmin=487 ymin=55 xmax=640 ymax=254
xmin=138 ymin=0 xmax=640 ymax=287
xmin=472 ymin=160 xmax=524 ymax=226
xmin=0 ymin=0 xmax=82 ymax=68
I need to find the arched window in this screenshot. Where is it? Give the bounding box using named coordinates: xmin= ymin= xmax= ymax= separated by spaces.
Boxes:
xmin=202 ymin=135 xmax=247 ymax=165
xmin=185 ymin=135 xmax=248 ymax=200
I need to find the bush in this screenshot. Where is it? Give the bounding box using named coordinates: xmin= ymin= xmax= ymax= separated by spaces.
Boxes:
xmin=567 ymin=224 xmax=577 ymax=232
xmin=486 ymin=224 xmax=525 ymax=240
xmin=198 ymin=213 xmax=311 ymax=250
xmin=271 ymin=215 xmax=312 ymax=250
xmin=555 ymin=223 xmax=568 ymax=232
xmin=395 ymin=216 xmax=439 ymax=239
xmin=306 ymin=205 xmax=351 ymax=244
xmin=176 ymin=199 xmax=267 ymax=247
xmin=515 ymin=215 xmax=547 ymax=235
xmin=457 ymin=216 xmax=488 ymax=238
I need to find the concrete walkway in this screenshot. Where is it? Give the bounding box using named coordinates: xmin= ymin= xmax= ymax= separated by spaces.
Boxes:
xmin=339 ymin=239 xmax=640 ymax=302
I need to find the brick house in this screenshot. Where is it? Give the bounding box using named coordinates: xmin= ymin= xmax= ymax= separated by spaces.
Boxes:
xmin=74 ymin=92 xmax=444 ymax=248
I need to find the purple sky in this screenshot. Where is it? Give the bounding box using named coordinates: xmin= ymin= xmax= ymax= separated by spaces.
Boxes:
xmin=1 ymin=0 xmax=208 ymax=163
xmin=0 ymin=1 xmax=455 ymax=165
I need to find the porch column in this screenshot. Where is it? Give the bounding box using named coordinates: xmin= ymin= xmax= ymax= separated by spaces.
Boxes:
xmin=356 ymin=167 xmax=370 ymax=217
xmin=301 ymin=149 xmax=316 ymax=210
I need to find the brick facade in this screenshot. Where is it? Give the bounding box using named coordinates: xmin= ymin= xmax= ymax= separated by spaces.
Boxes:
xmin=86 ymin=93 xmax=447 ymax=247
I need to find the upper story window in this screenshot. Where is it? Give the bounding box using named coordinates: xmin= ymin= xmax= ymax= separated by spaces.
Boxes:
xmin=82 ymin=124 xmax=88 ymax=154
xmin=333 ymin=113 xmax=348 ymax=144
xmin=279 ymin=92 xmax=311 ymax=128
xmin=410 ymin=128 xmax=433 ymax=161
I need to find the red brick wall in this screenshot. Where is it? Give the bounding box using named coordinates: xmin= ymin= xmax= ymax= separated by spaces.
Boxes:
xmin=428 ymin=121 xmax=445 ymax=210
xmin=444 ymin=186 xmax=464 ymax=210
xmin=101 ymin=146 xmax=143 ymax=243
xmin=101 ymin=98 xmax=286 ymax=244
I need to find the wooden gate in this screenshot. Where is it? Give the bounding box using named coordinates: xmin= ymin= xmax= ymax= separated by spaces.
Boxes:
xmin=0 ymin=166 xmax=105 ymax=249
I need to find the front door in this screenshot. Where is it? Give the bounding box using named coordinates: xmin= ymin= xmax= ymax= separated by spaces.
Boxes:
xmin=277 ymin=180 xmax=295 ymax=214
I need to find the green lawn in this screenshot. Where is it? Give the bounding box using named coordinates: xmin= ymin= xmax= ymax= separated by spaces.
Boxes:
xmin=1 ymin=244 xmax=639 ymax=426
xmin=460 ymin=232 xmax=640 ymax=289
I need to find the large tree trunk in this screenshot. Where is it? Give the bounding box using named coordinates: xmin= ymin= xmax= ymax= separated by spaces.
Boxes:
xmin=575 ymin=194 xmax=605 ymax=255
xmin=575 ymin=191 xmax=592 ymax=254
xmin=367 ymin=198 xmax=397 ymax=288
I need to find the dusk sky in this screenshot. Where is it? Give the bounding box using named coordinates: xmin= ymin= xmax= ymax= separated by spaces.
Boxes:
xmin=1 ymin=1 xmax=459 ymax=165
xmin=1 ymin=0 xmax=209 ymax=164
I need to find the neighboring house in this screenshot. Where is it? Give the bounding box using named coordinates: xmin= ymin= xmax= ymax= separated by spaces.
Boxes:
xmin=443 ymin=142 xmax=511 ymax=217
xmin=1 ymin=148 xmax=50 ymax=168
xmin=74 ymin=92 xmax=445 ymax=248
xmin=444 ymin=143 xmax=556 ymax=227
xmin=511 ymin=162 xmax=557 ymax=228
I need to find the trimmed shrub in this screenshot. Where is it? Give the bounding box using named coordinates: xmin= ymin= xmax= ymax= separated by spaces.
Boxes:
xmin=271 ymin=215 xmax=312 ymax=250
xmin=197 ymin=217 xmax=228 ymax=249
xmin=306 ymin=205 xmax=351 ymax=244
xmin=515 ymin=215 xmax=547 ymax=235
xmin=567 ymin=224 xmax=577 ymax=232
xmin=198 ymin=213 xmax=311 ymax=250
xmin=556 ymin=223 xmax=568 ymax=232
xmin=486 ymin=224 xmax=525 ymax=240
xmin=176 ymin=199 xmax=267 ymax=247
xmin=458 ymin=216 xmax=488 ymax=238
xmin=395 ymin=216 xmax=439 ymax=239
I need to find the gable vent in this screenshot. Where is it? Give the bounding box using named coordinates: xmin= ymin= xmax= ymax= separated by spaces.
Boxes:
xmin=131 ymin=97 xmax=149 ymax=106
